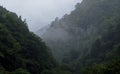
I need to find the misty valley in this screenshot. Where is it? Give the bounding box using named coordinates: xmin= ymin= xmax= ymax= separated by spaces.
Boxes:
xmin=0 ymin=0 xmax=120 ymax=74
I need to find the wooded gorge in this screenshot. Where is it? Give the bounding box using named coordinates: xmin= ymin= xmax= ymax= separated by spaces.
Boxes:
xmin=0 ymin=0 xmax=120 ymax=74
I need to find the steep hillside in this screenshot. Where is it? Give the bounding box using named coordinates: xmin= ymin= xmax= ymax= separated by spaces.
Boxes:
xmin=37 ymin=0 xmax=120 ymax=73
xmin=38 ymin=0 xmax=120 ymax=62
xmin=0 ymin=6 xmax=57 ymax=74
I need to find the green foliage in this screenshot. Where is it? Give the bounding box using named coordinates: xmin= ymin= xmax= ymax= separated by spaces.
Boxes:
xmin=82 ymin=59 xmax=120 ymax=74
xmin=0 ymin=6 xmax=57 ymax=74
xmin=11 ymin=68 xmax=30 ymax=74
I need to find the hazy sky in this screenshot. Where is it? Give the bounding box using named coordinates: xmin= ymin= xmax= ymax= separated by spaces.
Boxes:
xmin=0 ymin=0 xmax=82 ymax=31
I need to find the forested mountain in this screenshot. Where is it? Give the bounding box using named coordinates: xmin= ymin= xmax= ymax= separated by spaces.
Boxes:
xmin=0 ymin=0 xmax=120 ymax=74
xmin=37 ymin=0 xmax=120 ymax=74
xmin=0 ymin=6 xmax=58 ymax=74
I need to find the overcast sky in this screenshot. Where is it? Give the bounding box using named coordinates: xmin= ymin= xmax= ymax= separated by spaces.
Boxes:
xmin=0 ymin=0 xmax=82 ymax=31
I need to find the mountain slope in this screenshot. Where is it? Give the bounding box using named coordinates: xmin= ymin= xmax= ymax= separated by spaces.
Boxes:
xmin=37 ymin=0 xmax=120 ymax=73
xmin=0 ymin=6 xmax=57 ymax=74
xmin=37 ymin=0 xmax=120 ymax=62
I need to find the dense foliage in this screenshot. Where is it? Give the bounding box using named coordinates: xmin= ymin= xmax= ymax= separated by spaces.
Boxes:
xmin=0 ymin=6 xmax=57 ymax=74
